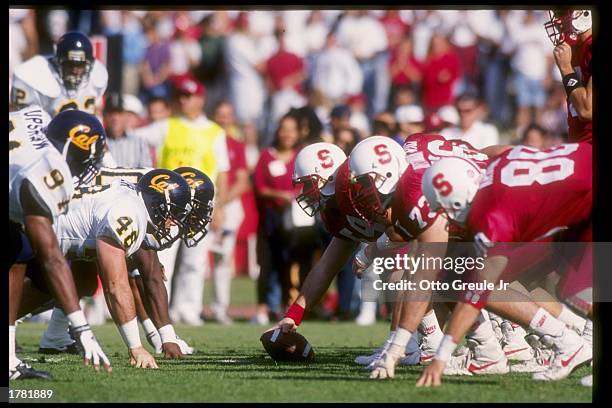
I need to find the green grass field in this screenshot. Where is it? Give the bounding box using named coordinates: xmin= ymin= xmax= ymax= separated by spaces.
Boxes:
xmin=11 ymin=321 xmax=592 ymax=403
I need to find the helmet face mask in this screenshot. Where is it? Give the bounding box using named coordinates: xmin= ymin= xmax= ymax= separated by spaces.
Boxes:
xmin=173 ymin=167 xmax=216 ymax=248
xmin=59 ymin=59 xmax=91 ymax=90
xmin=293 ymin=174 xmax=327 ymax=217
xmin=137 ymin=170 xmax=192 ymax=250
xmin=544 ymin=9 xmax=592 ymax=46
xmin=348 ymin=172 xmax=390 ymax=223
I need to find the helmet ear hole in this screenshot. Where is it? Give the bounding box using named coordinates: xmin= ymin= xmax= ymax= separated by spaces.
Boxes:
xmin=386 ymin=172 xmax=392 ymax=178
xmin=453 ymin=201 xmax=462 ymax=209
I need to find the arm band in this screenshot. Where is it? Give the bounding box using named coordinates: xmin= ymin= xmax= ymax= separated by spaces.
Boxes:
xmin=284 ymin=304 xmax=305 ymax=326
xmin=434 ymin=335 xmax=458 ymax=362
xmin=562 ymin=72 xmax=584 ymax=97
xmin=119 ymin=317 xmax=142 ymax=349
xmin=158 ymin=324 xmax=178 ymax=344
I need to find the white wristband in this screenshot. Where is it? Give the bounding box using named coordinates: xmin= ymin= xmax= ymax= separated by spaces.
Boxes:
xmin=119 ymin=317 xmax=142 ymax=349
xmin=141 ymin=318 xmax=157 ymax=335
xmin=67 ymin=310 xmax=88 ymax=328
xmin=435 ymin=335 xmax=458 ymax=362
xmin=158 ymin=324 xmax=177 ymax=344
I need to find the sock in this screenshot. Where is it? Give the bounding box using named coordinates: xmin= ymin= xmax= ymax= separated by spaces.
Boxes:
xmin=529 ymin=308 xmax=565 ymax=338
xmin=467 ymin=310 xmax=496 ymax=343
xmin=558 ymin=305 xmax=587 ymax=333
xmin=40 ymin=307 xmax=72 ymax=347
xmin=9 ymin=325 xmax=19 ymax=368
xmin=419 ymin=309 xmax=444 ymax=344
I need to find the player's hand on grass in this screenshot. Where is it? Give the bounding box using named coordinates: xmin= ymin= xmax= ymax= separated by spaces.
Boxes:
xmin=161 ymin=342 xmax=184 ymax=359
xmin=416 ymin=359 xmax=445 ymax=387
xmin=369 ymin=346 xmax=402 ymax=380
xmin=175 ymin=336 xmax=194 ymax=354
xmin=266 ymin=317 xmax=297 ymax=334
xmin=129 ymin=346 xmax=159 ymax=369
xmin=73 ymin=325 xmax=112 ymax=373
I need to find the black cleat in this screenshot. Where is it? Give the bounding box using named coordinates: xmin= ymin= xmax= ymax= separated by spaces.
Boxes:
xmin=9 ymin=363 xmax=53 ymax=380
xmin=38 ymin=342 xmax=82 ymax=355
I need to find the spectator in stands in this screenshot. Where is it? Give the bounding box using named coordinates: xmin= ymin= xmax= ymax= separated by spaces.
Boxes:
xmin=252 ymin=113 xmax=301 ymax=324
xmin=139 ymin=15 xmax=172 ymax=101
xmin=372 ymin=111 xmax=397 ymax=138
xmin=520 ymin=123 xmax=548 ymax=149
xmin=346 ymin=94 xmax=370 ymax=139
xmin=334 ymin=127 xmax=359 ymax=155
xmin=121 ymin=93 xmax=146 ymax=130
xmin=394 ymin=104 xmax=425 ymax=144
xmin=195 ymin=13 xmax=228 ymax=113
xmin=337 ymin=10 xmax=389 ymax=118
xmin=103 ymin=93 xmax=152 ymax=167
xmin=379 ymin=9 xmax=410 ymax=52
xmin=146 ymin=96 xmax=172 ymax=124
xmin=311 ymin=31 xmax=363 ymax=112
xmin=440 ymin=92 xmax=500 ymax=149
xmin=328 ymin=104 xmax=352 ymax=138
xmin=288 ymin=105 xmax=326 ymax=146
xmin=540 ymin=82 xmax=569 ymax=140
xmin=391 ymin=84 xmax=419 ymax=112
xmin=225 ymin=12 xmax=266 ymax=129
xmin=265 ymin=18 xmax=307 ymax=125
xmin=421 ymin=33 xmax=461 ymax=111
xmin=168 ymin=12 xmax=202 ymax=79
xmin=508 ymin=10 xmax=553 ymax=130
xmin=389 ymin=34 xmax=423 ymax=105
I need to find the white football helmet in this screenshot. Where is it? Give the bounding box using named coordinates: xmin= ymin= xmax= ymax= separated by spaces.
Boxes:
xmin=348 ymin=136 xmax=408 ymax=221
xmin=421 ymin=157 xmax=483 ymax=224
xmin=293 ymin=142 xmax=347 ymax=216
xmin=544 ymin=9 xmax=592 ymax=46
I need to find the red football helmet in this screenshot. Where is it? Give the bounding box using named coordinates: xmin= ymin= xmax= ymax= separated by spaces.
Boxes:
xmin=544 ymin=9 xmax=592 ymax=46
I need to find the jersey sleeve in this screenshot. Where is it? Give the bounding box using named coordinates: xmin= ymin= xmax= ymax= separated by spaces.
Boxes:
xmin=10 ymin=75 xmax=41 ymax=110
xmin=95 ymin=196 xmax=147 ymax=257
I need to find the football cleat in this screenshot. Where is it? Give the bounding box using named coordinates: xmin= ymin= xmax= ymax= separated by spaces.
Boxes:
xmin=355 ymin=345 xmax=387 ymax=366
xmin=509 ymin=334 xmax=553 ymax=373
xmin=444 ymin=338 xmax=509 ymax=376
xmin=9 ymin=362 xmax=53 ymax=381
xmin=39 ymin=341 xmax=82 ymax=355
xmin=419 ymin=329 xmax=443 ymax=364
xmin=501 ymin=321 xmax=534 ymax=361
xmin=532 ymin=329 xmax=592 ymax=381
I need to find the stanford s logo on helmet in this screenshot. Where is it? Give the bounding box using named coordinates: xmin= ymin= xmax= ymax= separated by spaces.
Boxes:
xmin=45 ymin=110 xmax=106 ymax=189
xmin=54 ymin=31 xmax=94 ymax=90
xmin=174 ymin=167 xmax=215 ymax=247
xmin=544 ymin=9 xmax=592 ymax=46
xmin=137 ymin=169 xmax=192 ymax=250
xmin=348 ymin=136 xmax=408 ymax=222
xmin=292 ymin=143 xmax=347 ymax=216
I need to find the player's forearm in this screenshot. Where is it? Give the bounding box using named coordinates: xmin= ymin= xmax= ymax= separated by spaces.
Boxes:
xmin=445 ymin=302 xmax=481 ymax=344
xmin=129 ymin=276 xmax=151 ymax=322
xmin=103 ymin=279 xmax=137 ymax=325
xmin=298 ymin=238 xmax=357 ymax=310
xmin=568 ymin=88 xmax=592 ymax=121
xmin=139 ymin=271 xmax=171 ymax=328
xmin=40 ymin=256 xmax=82 ymax=315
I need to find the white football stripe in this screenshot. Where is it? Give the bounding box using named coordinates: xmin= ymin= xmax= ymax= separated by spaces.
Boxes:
xmin=270 ymin=329 xmax=280 ymax=343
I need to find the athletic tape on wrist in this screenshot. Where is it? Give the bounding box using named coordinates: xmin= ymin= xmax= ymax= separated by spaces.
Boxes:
xmin=284 ymin=304 xmax=305 ymax=326
xmin=435 ymin=335 xmax=457 ymax=362
xmin=562 ymin=72 xmax=583 ymax=97
xmin=119 ymin=317 xmax=142 ymax=349
xmin=158 ymin=324 xmax=178 ymax=344
xmin=141 ymin=318 xmax=158 ymax=336
xmin=67 ymin=310 xmax=88 ymax=328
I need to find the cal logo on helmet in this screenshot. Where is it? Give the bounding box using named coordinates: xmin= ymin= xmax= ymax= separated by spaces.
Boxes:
xmin=179 ymin=171 xmax=204 ymax=189
xmin=149 ymin=174 xmax=179 ymax=193
xmin=69 ymin=125 xmax=99 ymax=151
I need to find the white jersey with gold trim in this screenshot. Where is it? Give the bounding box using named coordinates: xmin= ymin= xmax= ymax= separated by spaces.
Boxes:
xmin=55 ymin=179 xmax=148 ymax=260
xmin=9 ymin=105 xmax=73 ymax=225
xmin=11 ymin=55 xmax=108 ymax=118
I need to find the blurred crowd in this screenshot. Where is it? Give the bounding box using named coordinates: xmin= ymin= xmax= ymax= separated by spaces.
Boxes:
xmin=9 ymin=8 xmax=570 ymax=325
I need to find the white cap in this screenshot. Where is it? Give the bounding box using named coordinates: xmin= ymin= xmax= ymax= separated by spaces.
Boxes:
xmin=437 ymin=105 xmax=460 ymax=126
xmin=395 ymin=104 xmax=424 ymax=124
xmin=122 ymin=94 xmax=145 ymax=118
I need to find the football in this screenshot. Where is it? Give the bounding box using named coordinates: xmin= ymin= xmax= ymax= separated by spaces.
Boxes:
xmin=260 ymin=329 xmax=315 ymax=363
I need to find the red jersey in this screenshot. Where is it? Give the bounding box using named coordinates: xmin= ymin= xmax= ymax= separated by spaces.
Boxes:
xmin=467 ymin=143 xmax=592 ymax=247
xmin=321 ymin=160 xmax=387 ymax=242
xmin=567 ymin=35 xmax=592 ymax=143
xmin=392 ymin=133 xmax=489 ymax=241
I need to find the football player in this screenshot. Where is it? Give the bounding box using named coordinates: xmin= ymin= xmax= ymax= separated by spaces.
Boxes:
xmin=9 ymin=107 xmax=110 ymax=379
xmin=344 ymin=134 xmax=517 ymax=379
xmin=11 ymin=31 xmax=107 ymax=117
xmin=266 ymin=140 xmax=426 ymax=366
xmin=544 ymin=9 xmax=592 ymax=143
xmin=18 ymin=169 xmax=192 ymax=368
xmin=417 ymin=143 xmax=592 ymax=386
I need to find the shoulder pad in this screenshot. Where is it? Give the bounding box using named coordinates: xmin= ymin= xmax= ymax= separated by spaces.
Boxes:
xmin=90 ymin=60 xmax=108 ymax=92
xmin=13 ymin=56 xmax=61 ymax=98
